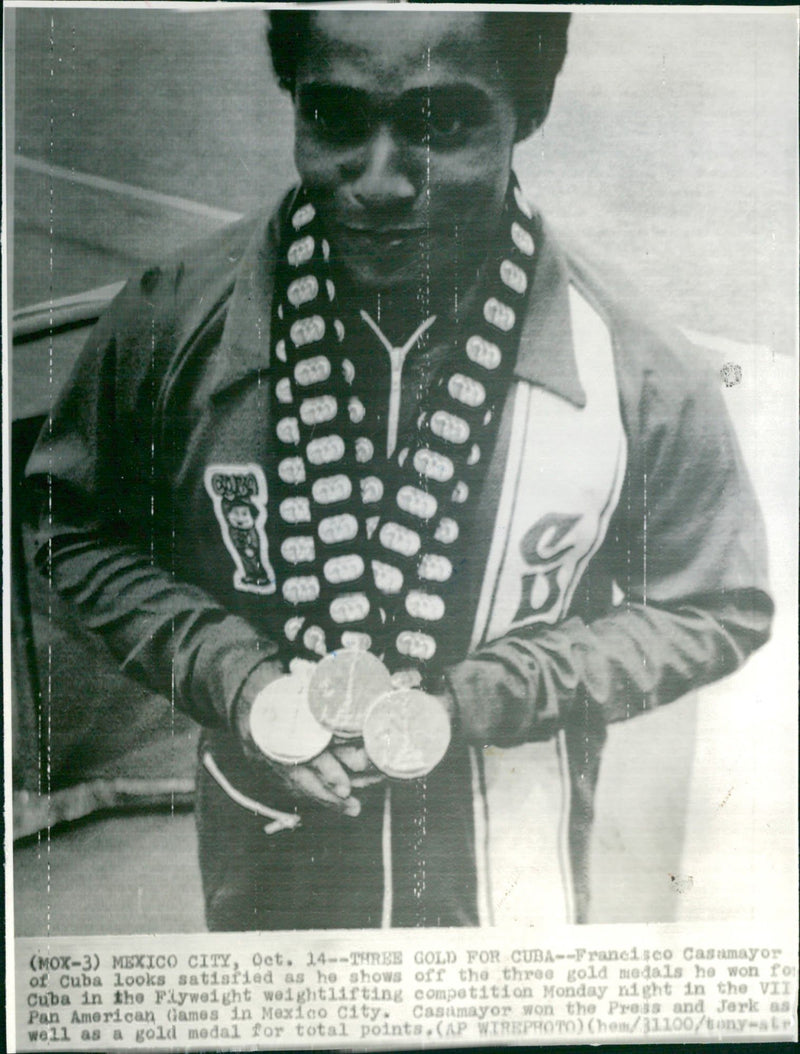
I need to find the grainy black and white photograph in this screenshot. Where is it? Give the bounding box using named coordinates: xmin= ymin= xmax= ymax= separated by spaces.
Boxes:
xmin=4 ymin=2 xmax=798 ymax=1049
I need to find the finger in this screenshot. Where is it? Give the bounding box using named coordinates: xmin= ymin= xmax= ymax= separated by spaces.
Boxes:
xmin=341 ymin=796 xmax=362 ymax=817
xmin=311 ymin=751 xmax=353 ymax=800
xmin=288 ymin=765 xmax=360 ymax=816
xmin=331 ymin=743 xmax=373 ymax=774
xmin=350 ymin=773 xmax=386 ymax=789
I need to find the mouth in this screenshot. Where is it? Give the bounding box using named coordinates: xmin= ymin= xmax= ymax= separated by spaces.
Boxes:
xmin=336 ymin=224 xmax=428 ymax=248
xmin=342 ymin=225 xmax=425 ymax=234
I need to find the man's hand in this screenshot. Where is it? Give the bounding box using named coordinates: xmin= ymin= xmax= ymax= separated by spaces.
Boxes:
xmin=260 ymin=748 xmax=363 ymax=816
xmin=330 ymin=741 xmax=386 ymax=789
xmin=233 ymin=660 xmax=366 ymax=816
xmin=261 ymin=742 xmax=386 ymax=815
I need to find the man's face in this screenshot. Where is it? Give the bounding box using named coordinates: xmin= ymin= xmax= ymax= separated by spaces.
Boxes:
xmin=227 ymin=505 xmax=254 ymax=530
xmin=293 ymin=12 xmax=520 ymax=300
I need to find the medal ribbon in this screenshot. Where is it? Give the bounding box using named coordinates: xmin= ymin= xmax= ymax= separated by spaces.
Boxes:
xmin=267 ymin=177 xmax=538 ymax=679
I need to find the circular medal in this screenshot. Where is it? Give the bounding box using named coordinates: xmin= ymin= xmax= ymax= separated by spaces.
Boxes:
xmin=249 ymin=671 xmax=332 ymax=765
xmin=362 ymin=689 xmax=451 ymax=780
xmin=307 ymin=650 xmax=393 ymax=738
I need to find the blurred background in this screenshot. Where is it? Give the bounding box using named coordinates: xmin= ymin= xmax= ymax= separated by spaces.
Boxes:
xmin=7 ymin=6 xmax=797 ymax=935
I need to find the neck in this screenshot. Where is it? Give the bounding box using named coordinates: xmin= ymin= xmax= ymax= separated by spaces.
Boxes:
xmin=369 ymin=290 xmax=440 ymax=339
xmin=337 ymin=266 xmax=487 ymax=341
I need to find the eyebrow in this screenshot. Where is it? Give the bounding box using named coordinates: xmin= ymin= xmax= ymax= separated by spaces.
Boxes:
xmin=297 ymin=82 xmax=491 ymax=110
xmin=297 ymin=83 xmax=369 ymax=106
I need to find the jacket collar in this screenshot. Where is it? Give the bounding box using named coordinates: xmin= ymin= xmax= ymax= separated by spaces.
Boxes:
xmin=205 ymin=204 xmax=282 ymax=401
xmin=209 ymin=192 xmax=586 ymax=409
xmin=514 ymin=215 xmax=586 ymax=408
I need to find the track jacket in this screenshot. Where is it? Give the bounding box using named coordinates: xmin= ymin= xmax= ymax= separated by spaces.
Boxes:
xmin=27 ymin=190 xmax=772 ymax=928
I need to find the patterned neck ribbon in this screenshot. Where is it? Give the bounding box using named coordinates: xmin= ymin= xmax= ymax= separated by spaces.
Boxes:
xmin=268 ymin=175 xmax=538 ymax=681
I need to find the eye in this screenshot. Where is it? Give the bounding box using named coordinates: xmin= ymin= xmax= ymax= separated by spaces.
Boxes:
xmin=428 ymin=102 xmax=468 ymax=142
xmin=397 ymin=90 xmax=491 ymax=148
xmin=299 ymin=90 xmax=371 ymax=144
xmin=396 ymin=104 xmax=463 ymax=146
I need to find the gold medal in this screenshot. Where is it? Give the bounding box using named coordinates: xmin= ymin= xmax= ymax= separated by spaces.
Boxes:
xmin=307 ymin=650 xmax=393 ymax=738
xmin=362 ymin=688 xmax=451 ymax=780
xmin=249 ymin=669 xmax=331 ymax=765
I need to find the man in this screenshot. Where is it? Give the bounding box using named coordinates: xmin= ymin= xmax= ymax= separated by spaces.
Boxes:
xmin=27 ymin=10 xmax=772 ymax=930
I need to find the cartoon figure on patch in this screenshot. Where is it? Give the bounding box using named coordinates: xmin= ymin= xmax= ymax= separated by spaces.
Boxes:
xmin=224 ymin=496 xmax=270 ymax=584
xmin=204 ymin=464 xmax=276 ymax=594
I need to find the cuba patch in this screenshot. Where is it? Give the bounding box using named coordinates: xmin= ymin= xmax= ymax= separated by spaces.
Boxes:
xmin=204 ymin=464 xmax=276 ymax=595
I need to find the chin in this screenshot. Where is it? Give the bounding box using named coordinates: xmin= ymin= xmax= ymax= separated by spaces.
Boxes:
xmin=343 ymin=261 xmax=428 ymax=293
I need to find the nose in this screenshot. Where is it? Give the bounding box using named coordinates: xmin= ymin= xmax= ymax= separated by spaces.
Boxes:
xmin=348 ymin=126 xmax=416 ymax=210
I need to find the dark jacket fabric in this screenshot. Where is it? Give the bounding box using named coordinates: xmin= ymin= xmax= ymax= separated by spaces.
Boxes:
xmin=27 ymin=190 xmax=772 ymax=928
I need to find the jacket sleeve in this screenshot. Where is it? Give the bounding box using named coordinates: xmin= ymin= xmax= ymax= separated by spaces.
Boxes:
xmin=26 ymin=272 xmax=282 ymax=730
xmin=446 ymin=349 xmax=774 ymax=747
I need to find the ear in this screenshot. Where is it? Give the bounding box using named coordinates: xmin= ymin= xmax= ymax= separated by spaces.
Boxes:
xmin=515 ymin=83 xmax=556 ymax=144
xmin=514 ymin=113 xmax=537 ymax=144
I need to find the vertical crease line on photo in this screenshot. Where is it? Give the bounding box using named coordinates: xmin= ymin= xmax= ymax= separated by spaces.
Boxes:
xmin=380 ymin=784 xmax=393 ymax=928
xmin=555 ymin=730 xmax=576 ymax=924
xmin=468 ymin=381 xmax=531 ymax=650
xmin=561 ymin=284 xmax=628 ymax=620
xmin=469 ymin=746 xmax=494 ymax=927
